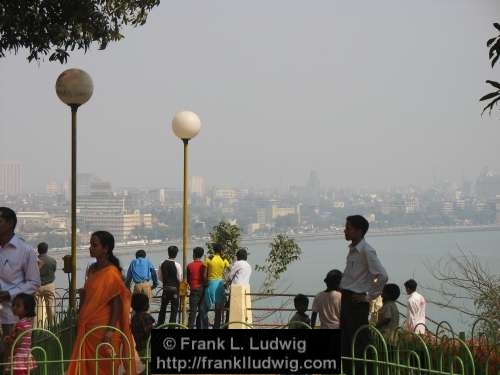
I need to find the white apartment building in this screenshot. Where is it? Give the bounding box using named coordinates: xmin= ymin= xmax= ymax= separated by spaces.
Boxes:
xmin=77 ymin=193 xmax=152 ymax=241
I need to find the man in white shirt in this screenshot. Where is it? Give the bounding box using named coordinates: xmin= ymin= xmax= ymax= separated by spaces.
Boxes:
xmin=404 ymin=278 xmax=426 ymax=334
xmin=339 ymin=215 xmax=388 ymax=375
xmin=229 ymin=249 xmax=252 ymax=286
xmin=0 ymin=207 xmax=41 ymax=336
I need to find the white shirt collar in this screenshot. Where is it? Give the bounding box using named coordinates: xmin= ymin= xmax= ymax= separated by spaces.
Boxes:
xmin=349 ymin=238 xmax=366 ymax=252
xmin=2 ymin=234 xmax=22 ymax=249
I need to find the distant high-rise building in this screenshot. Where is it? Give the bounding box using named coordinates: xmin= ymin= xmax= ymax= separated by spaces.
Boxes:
xmin=46 ymin=181 xmax=60 ymax=194
xmin=191 ymin=176 xmax=205 ymax=197
xmin=305 ymin=170 xmax=321 ymax=206
xmin=476 ymin=168 xmax=500 ymax=201
xmin=405 ymin=196 xmax=419 ymax=214
xmin=77 ymin=173 xmax=95 ymax=196
xmin=0 ymin=161 xmax=22 ymax=195
xmin=89 ymin=178 xmax=112 ymax=195
xmin=441 ymin=201 xmax=455 ymax=216
xmin=214 ymin=188 xmax=237 ymax=200
xmin=256 ymin=208 xmax=268 ymax=224
xmin=461 ymin=180 xmax=472 ymax=197
xmin=147 ymin=189 xmax=166 ymax=205
xmin=63 ymin=180 xmax=70 ymax=201
xmin=77 ymin=191 xmax=151 ymax=241
xmin=271 ymin=205 xmax=297 ymax=219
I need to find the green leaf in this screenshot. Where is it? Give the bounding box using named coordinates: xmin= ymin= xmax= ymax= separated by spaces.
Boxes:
xmin=492 ymin=53 xmax=499 ymax=68
xmin=481 ymin=96 xmax=500 ymax=116
xmin=479 ymin=92 xmax=500 ymax=102
xmin=486 ymin=80 xmax=500 ymax=90
xmin=487 ymin=37 xmax=498 ymax=47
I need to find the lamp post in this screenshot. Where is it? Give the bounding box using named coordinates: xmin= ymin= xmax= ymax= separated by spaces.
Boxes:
xmin=171 ymin=111 xmax=201 ymax=326
xmin=55 ymin=69 xmax=93 ymax=311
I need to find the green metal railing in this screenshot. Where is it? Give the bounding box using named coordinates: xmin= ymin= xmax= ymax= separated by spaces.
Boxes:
xmin=4 ymin=290 xmax=498 ymax=375
xmin=1 ymin=319 xmax=497 ymax=375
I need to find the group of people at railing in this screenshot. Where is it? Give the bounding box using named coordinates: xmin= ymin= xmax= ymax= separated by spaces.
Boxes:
xmin=285 ymin=215 xmax=428 ymax=375
xmin=1 ymin=205 xmax=498 ymax=375
xmin=123 ymin=241 xmax=251 ymax=330
xmin=0 ymin=206 xmax=432 ymax=375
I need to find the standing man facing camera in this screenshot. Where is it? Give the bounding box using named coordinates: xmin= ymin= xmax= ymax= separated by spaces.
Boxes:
xmin=340 ymin=215 xmax=388 ymax=375
xmin=0 ymin=207 xmax=41 ymax=337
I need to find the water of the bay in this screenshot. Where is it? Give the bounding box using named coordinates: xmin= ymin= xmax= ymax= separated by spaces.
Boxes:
xmin=55 ymin=230 xmax=500 ymax=332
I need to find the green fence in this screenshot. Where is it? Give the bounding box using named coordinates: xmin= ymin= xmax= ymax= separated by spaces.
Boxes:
xmin=13 ymin=290 xmax=500 ymax=374
xmin=1 ymin=318 xmax=497 ymax=375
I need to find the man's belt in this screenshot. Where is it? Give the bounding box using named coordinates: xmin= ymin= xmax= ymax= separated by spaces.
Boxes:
xmin=341 ymin=289 xmax=367 ymax=297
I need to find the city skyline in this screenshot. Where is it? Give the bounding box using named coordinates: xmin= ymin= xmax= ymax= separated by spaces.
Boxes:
xmin=2 ymin=162 xmax=500 ymax=194
xmin=6 ymin=161 xmax=500 ymax=249
xmin=0 ymin=165 xmax=500 ymax=195
xmin=2 ymin=1 xmax=500 ymax=192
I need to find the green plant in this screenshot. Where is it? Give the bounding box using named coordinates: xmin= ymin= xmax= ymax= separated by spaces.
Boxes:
xmin=206 ymin=221 xmax=245 ymax=261
xmin=255 ymin=234 xmax=302 ymax=293
xmin=480 ymin=23 xmax=500 ymax=115
xmin=0 ymin=0 xmax=160 ymax=63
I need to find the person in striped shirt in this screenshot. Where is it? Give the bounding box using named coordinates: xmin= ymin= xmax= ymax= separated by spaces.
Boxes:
xmin=3 ymin=293 xmax=37 ymax=375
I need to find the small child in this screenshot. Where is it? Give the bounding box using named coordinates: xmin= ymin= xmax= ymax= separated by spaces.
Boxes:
xmin=376 ymin=283 xmax=400 ymax=341
xmin=131 ymin=293 xmax=155 ymax=361
xmin=311 ymin=269 xmax=342 ymax=329
xmin=3 ymin=293 xmax=37 ymax=375
xmin=289 ymin=294 xmax=311 ymax=329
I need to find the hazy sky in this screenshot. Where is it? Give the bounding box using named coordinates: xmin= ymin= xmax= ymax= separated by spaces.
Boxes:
xmin=1 ymin=1 xmax=500 ymax=192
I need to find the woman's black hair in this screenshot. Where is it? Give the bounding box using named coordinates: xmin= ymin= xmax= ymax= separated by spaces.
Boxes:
xmin=13 ymin=293 xmax=36 ymax=318
xmin=92 ymin=231 xmax=121 ymax=271
xmin=131 ymin=293 xmax=150 ymax=312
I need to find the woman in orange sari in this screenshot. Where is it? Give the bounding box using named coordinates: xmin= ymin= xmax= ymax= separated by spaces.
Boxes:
xmin=67 ymin=231 xmax=136 ymax=375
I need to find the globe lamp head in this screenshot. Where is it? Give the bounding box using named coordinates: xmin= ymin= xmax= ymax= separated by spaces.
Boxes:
xmin=172 ymin=111 xmax=201 ymax=140
xmin=56 ymin=69 xmax=93 ymax=106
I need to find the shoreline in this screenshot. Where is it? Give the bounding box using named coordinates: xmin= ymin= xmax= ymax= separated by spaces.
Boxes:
xmin=242 ymin=224 xmax=500 ymax=244
xmin=49 ymin=224 xmax=500 ymax=257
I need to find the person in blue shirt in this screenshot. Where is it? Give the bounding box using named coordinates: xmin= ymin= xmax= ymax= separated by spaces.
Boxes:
xmin=125 ymin=250 xmax=159 ymax=306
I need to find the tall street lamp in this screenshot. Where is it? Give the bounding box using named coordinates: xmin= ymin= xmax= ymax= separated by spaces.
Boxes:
xmin=171 ymin=111 xmax=201 ymax=326
xmin=55 ymin=69 xmax=93 ymax=311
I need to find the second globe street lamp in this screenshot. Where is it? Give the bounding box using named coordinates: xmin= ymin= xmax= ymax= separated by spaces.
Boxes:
xmin=171 ymin=111 xmax=202 ymax=326
xmin=55 ymin=68 xmax=93 ymax=311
